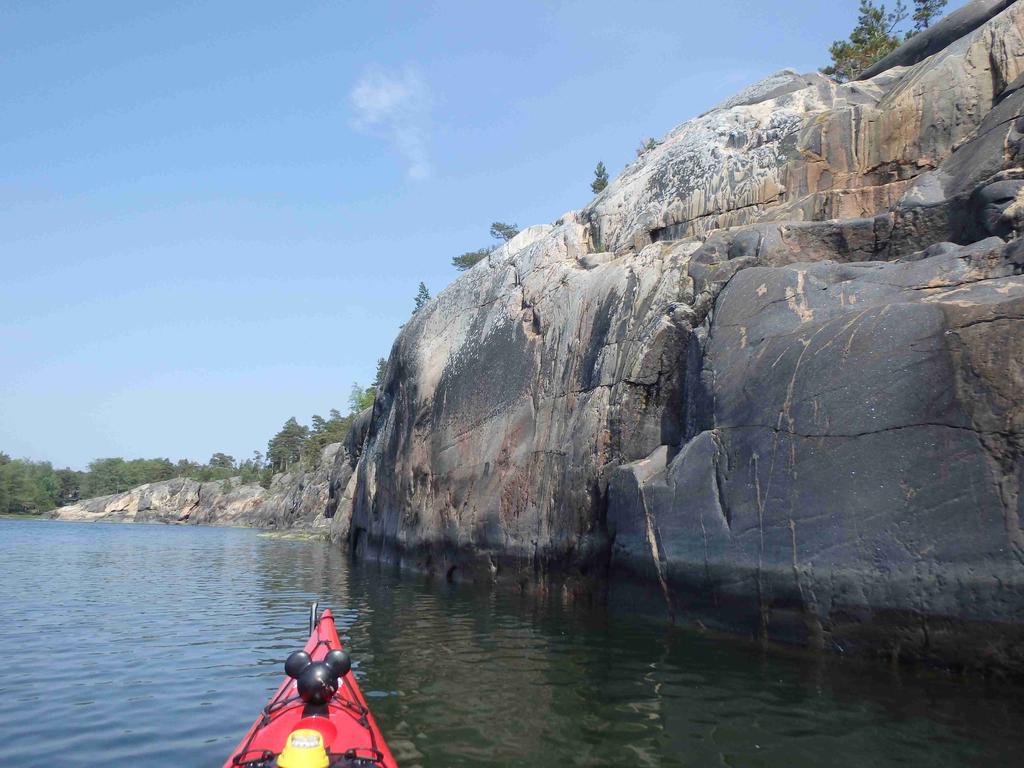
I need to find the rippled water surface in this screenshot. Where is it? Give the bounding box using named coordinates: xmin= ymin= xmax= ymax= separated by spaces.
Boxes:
xmin=1 ymin=520 xmax=1022 ymax=767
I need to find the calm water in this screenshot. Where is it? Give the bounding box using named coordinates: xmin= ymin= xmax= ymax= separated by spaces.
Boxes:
xmin=1 ymin=520 xmax=1022 ymax=767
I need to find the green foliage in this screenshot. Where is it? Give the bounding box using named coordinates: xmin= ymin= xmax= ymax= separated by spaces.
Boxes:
xmin=489 ymin=221 xmax=520 ymax=242
xmin=413 ymin=281 xmax=431 ymax=313
xmin=636 ymin=138 xmax=659 ymax=157
xmin=591 ymin=161 xmax=609 ymax=194
xmin=0 ymin=458 xmax=64 ymax=515
xmin=208 ymin=452 xmax=235 ymax=469
xmin=266 ymin=417 xmax=310 ymax=472
xmin=56 ymin=468 xmax=80 ymax=502
xmin=451 ymin=222 xmax=519 ymax=272
xmin=451 ymin=246 xmax=495 ymax=271
xmin=912 ymin=0 xmax=946 ymax=31
xmin=822 ymin=0 xmax=925 ymax=83
xmin=373 ymin=357 xmax=387 ymax=389
xmin=80 ymin=457 xmax=177 ymax=497
xmin=302 ymin=409 xmax=354 ymax=467
xmin=236 ymin=451 xmax=269 ymax=487
xmin=349 ymin=382 xmax=375 ymax=415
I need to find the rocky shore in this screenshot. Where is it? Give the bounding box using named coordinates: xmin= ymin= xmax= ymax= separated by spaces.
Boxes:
xmin=54 ymin=0 xmax=1024 ymax=672
xmin=50 ymin=444 xmax=339 ymax=530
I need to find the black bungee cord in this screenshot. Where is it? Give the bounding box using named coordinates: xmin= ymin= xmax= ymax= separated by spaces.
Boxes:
xmin=231 ymin=615 xmax=383 ymax=766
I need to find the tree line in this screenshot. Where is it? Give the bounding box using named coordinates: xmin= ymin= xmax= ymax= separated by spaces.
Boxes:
xmin=1 ymin=362 xmax=388 ymax=516
xmin=0 ymin=453 xmax=255 ymax=516
xmin=263 ymin=362 xmax=382 ymax=473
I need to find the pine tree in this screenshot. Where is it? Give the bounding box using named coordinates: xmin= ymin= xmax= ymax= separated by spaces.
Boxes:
xmin=373 ymin=357 xmax=387 ymax=388
xmin=413 ymin=282 xmax=431 ymax=312
xmin=822 ymin=1 xmax=908 ymax=83
xmin=452 ymin=246 xmax=494 ymax=271
xmin=208 ymin=452 xmax=235 ymax=469
xmin=450 ymin=223 xmax=520 ymax=272
xmin=912 ymin=0 xmax=946 ymax=31
xmin=489 ymin=222 xmax=520 ymax=242
xmin=591 ymin=162 xmax=609 ymax=194
xmin=266 ymin=417 xmax=309 ymax=472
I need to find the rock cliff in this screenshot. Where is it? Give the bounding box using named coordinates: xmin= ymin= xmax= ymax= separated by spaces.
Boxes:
xmin=336 ymin=0 xmax=1024 ymax=671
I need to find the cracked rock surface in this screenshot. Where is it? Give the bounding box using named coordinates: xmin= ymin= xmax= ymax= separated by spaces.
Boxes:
xmin=610 ymin=238 xmax=1024 ymax=670
xmin=339 ymin=0 xmax=1024 ymax=671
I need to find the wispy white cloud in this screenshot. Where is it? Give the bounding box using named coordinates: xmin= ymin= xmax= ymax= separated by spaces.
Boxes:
xmin=350 ymin=67 xmax=432 ymax=181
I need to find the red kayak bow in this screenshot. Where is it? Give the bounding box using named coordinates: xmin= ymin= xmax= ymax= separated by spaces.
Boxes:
xmin=224 ymin=606 xmax=398 ymax=768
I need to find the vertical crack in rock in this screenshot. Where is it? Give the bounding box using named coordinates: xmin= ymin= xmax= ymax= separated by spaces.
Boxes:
xmin=750 ymin=452 xmax=768 ymax=639
xmin=638 ymin=479 xmax=675 ymax=622
xmin=710 ymin=429 xmax=731 ymax=529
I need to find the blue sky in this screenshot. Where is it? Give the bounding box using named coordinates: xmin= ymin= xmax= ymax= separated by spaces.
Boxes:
xmin=0 ymin=0 xmax=966 ymax=469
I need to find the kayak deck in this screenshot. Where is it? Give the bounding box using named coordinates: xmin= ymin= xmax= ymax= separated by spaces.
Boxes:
xmin=224 ymin=608 xmax=397 ymax=767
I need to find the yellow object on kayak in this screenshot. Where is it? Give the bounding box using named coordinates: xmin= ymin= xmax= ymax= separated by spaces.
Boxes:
xmin=276 ymin=729 xmax=329 ymax=768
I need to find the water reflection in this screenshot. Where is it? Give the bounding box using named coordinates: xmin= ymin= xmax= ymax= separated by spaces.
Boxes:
xmin=0 ymin=520 xmax=1020 ymax=768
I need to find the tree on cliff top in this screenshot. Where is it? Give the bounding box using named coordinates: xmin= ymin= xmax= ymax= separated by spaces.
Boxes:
xmin=823 ymin=1 xmax=908 ymax=83
xmin=301 ymin=409 xmax=354 ymax=466
xmin=452 ymin=246 xmax=494 ymax=271
xmin=823 ymin=0 xmax=946 ymax=83
xmin=349 ymin=382 xmax=375 ymax=414
xmin=489 ymin=222 xmax=519 ymax=242
xmin=913 ymin=0 xmax=947 ymax=31
xmin=266 ymin=417 xmax=309 ymax=472
xmin=208 ymin=452 xmax=235 ymax=469
xmin=591 ymin=161 xmax=609 ymax=194
xmin=413 ymin=281 xmax=431 ymax=312
xmin=373 ymin=357 xmax=387 ymax=389
xmin=452 ymin=222 xmax=521 ymax=271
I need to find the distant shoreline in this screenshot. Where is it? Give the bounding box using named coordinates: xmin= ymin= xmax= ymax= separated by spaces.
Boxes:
xmin=3 ymin=513 xmax=327 ymax=539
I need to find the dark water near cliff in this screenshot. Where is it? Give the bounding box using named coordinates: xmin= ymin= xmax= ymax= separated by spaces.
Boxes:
xmin=1 ymin=520 xmax=1022 ymax=767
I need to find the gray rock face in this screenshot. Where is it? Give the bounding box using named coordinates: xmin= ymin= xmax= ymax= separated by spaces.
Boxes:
xmin=610 ymin=239 xmax=1024 ymax=669
xmin=51 ymin=443 xmax=342 ymax=529
xmin=326 ymin=407 xmax=373 ymax=542
xmin=340 ymin=3 xmax=1024 ymax=671
xmin=348 ymin=228 xmax=705 ymax=579
xmin=254 ymin=443 xmax=340 ymax=530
